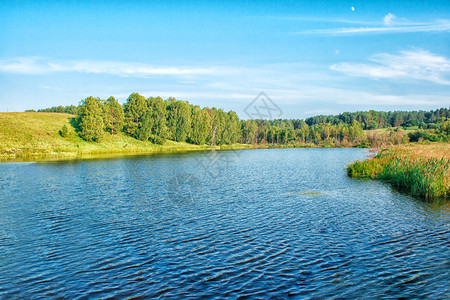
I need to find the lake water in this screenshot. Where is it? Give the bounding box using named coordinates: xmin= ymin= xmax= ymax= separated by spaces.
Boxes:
xmin=0 ymin=149 xmax=449 ymax=299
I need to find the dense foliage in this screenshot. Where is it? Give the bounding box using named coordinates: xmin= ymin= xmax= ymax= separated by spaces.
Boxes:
xmin=72 ymin=93 xmax=241 ymax=145
xmin=305 ymin=108 xmax=450 ymax=129
xmin=29 ymin=105 xmax=79 ymax=115
xmin=240 ymin=119 xmax=367 ymax=146
xmin=78 ymin=97 xmax=105 ymax=142
xmin=34 ymin=95 xmax=449 ymax=147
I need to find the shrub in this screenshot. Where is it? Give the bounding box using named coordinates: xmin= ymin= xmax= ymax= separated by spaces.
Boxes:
xmin=59 ymin=125 xmax=69 ymax=138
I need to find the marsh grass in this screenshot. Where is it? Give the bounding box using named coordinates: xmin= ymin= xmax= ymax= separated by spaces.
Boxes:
xmin=347 ymin=144 xmax=450 ymax=200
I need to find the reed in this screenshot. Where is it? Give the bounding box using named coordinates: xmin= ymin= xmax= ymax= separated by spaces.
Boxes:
xmin=347 ymin=144 xmax=450 ymax=200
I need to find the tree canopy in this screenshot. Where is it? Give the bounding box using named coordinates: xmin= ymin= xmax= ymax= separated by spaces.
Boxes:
xmin=35 ymin=94 xmax=449 ymax=146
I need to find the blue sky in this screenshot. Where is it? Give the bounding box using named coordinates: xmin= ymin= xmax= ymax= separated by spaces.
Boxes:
xmin=0 ymin=0 xmax=449 ymax=118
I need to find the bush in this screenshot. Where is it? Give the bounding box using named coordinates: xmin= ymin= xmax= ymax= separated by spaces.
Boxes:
xmin=150 ymin=135 xmax=165 ymax=145
xmin=59 ymin=125 xmax=69 ymax=138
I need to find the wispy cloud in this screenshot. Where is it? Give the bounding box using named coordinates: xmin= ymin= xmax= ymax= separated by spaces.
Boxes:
xmin=0 ymin=57 xmax=214 ymax=77
xmin=1 ymin=55 xmax=448 ymax=117
xmin=0 ymin=57 xmax=48 ymax=74
xmin=330 ymin=50 xmax=450 ymax=85
xmin=383 ymin=13 xmax=396 ymax=26
xmin=297 ymin=19 xmax=450 ymax=35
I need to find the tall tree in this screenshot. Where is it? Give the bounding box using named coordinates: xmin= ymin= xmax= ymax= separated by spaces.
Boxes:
xmin=166 ymin=99 xmax=191 ymax=142
xmin=348 ymin=120 xmax=365 ymax=143
xmin=190 ymin=106 xmax=210 ymax=145
xmin=137 ymin=111 xmax=154 ymax=141
xmin=148 ymin=96 xmax=168 ymax=141
xmin=241 ymin=120 xmax=259 ymax=144
xmin=78 ymin=96 xmax=105 ymax=142
xmin=123 ymin=93 xmax=148 ymax=139
xmin=103 ymin=96 xmax=124 ymax=135
xmin=222 ymin=111 xmax=241 ymax=144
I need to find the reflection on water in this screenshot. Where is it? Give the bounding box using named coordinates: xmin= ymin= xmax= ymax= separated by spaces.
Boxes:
xmin=0 ymin=149 xmax=448 ymax=299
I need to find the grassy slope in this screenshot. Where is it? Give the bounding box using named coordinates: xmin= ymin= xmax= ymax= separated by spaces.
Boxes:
xmin=0 ymin=112 xmax=251 ymax=160
xmin=347 ymin=143 xmax=450 ymax=199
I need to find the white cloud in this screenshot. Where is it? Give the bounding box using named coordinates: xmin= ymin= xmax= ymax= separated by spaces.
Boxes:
xmin=0 ymin=57 xmax=214 ymax=77
xmin=1 ymin=56 xmax=448 ymax=116
xmin=0 ymin=57 xmax=49 ymax=74
xmin=330 ymin=50 xmax=450 ymax=85
xmin=297 ymin=19 xmax=450 ymax=35
xmin=384 ymin=13 xmax=396 ymax=26
xmin=115 ymin=86 xmax=449 ymax=109
xmin=258 ymin=86 xmax=449 ymax=107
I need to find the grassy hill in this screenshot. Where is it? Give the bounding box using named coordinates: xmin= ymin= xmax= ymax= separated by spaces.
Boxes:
xmin=0 ymin=112 xmax=245 ymax=160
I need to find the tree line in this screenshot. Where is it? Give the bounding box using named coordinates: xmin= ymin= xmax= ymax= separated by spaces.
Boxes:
xmin=27 ymin=105 xmax=79 ymax=115
xmin=75 ymin=93 xmax=241 ymax=145
xmin=33 ymin=94 xmax=450 ymax=147
xmin=304 ymin=108 xmax=450 ymax=129
xmin=240 ymin=119 xmax=366 ymax=146
xmin=241 ymin=116 xmax=449 ymax=147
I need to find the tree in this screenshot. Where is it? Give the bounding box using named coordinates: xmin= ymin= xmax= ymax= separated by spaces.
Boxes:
xmin=223 ymin=111 xmax=241 ymax=144
xmin=137 ymin=111 xmax=154 ymax=141
xmin=123 ymin=93 xmax=148 ymax=138
xmin=436 ymin=117 xmax=450 ymax=135
xmin=348 ymin=120 xmax=365 ymax=144
xmin=103 ymin=96 xmax=124 ymax=135
xmin=64 ymin=105 xmax=79 ymax=115
xmin=148 ymin=96 xmax=168 ymax=141
xmin=190 ymin=106 xmax=210 ymax=145
xmin=78 ymin=96 xmax=105 ymax=142
xmin=212 ymin=109 xmax=227 ymax=145
xmin=241 ymin=120 xmax=259 ymax=144
xmin=207 ymin=108 xmax=219 ymax=145
xmin=299 ymin=123 xmax=309 ymax=143
xmin=166 ymin=99 xmax=191 ymax=142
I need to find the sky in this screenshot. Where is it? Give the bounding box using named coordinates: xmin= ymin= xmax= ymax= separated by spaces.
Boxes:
xmin=0 ymin=0 xmax=449 ymax=119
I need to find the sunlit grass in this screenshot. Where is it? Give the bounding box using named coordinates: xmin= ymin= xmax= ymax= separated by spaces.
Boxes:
xmin=347 ymin=143 xmax=450 ymax=199
xmin=0 ymin=112 xmax=250 ymax=160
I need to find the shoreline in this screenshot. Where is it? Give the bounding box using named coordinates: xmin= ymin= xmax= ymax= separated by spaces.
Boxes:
xmin=0 ymin=143 xmax=362 ymax=163
xmin=0 ymin=112 xmax=356 ymax=163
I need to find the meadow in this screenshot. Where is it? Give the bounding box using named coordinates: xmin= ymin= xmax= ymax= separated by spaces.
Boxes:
xmin=0 ymin=112 xmax=251 ymax=160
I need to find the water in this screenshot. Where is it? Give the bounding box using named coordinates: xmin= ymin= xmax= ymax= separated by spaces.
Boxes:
xmin=0 ymin=149 xmax=449 ymax=299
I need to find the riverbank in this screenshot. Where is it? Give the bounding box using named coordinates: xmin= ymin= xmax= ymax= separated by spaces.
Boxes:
xmin=0 ymin=112 xmax=349 ymax=162
xmin=347 ymin=143 xmax=450 ymax=200
xmin=0 ymin=112 xmax=257 ymax=161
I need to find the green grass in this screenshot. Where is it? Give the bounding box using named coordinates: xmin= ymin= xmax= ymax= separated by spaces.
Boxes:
xmin=0 ymin=112 xmax=363 ymax=161
xmin=0 ymin=112 xmax=254 ymax=160
xmin=347 ymin=143 xmax=450 ymax=200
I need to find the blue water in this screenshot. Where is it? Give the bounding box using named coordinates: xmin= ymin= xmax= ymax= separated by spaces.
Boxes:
xmin=0 ymin=149 xmax=449 ymax=299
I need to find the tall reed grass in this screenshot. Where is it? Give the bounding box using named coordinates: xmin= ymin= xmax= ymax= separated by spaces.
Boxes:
xmin=347 ymin=146 xmax=449 ymax=200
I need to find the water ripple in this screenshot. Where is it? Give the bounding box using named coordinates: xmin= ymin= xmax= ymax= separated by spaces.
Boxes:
xmin=0 ymin=149 xmax=448 ymax=299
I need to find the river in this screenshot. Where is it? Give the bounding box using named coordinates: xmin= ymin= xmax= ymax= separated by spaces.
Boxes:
xmin=0 ymin=149 xmax=448 ymax=298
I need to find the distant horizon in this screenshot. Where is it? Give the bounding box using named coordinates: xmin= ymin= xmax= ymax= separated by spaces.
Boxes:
xmin=1 ymin=0 xmax=449 ymax=119
xmin=4 ymin=95 xmax=448 ymax=122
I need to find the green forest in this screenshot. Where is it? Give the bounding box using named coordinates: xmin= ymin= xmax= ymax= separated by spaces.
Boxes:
xmin=32 ymin=93 xmax=450 ymax=148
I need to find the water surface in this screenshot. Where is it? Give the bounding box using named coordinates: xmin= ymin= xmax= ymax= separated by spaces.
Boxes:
xmin=0 ymin=149 xmax=449 ymax=298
